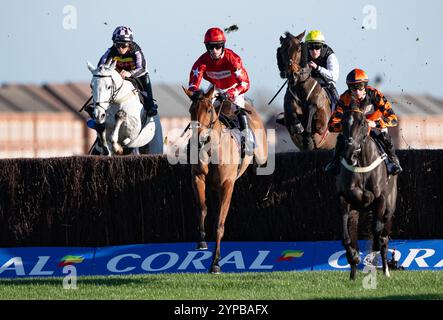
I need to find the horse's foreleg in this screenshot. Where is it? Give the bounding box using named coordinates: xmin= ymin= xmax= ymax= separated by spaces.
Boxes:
xmin=381 ymin=209 xmax=394 ymax=278
xmin=211 ymin=179 xmax=235 ymax=274
xmin=193 ymin=173 xmax=208 ymax=250
xmin=341 ymin=196 xmax=360 ymax=280
xmin=372 ymin=195 xmax=392 ymax=277
xmin=371 ymin=196 xmax=387 ymax=253
xmin=303 ymin=105 xmax=316 ymax=150
xmin=348 ymin=209 xmax=360 ymax=280
xmin=340 ymin=196 xmax=351 ymax=246
xmin=111 ymin=110 xmax=126 ymax=155
xmin=98 ymin=130 xmax=110 ymax=156
xmin=314 ymin=107 xmax=328 ymax=136
xmin=380 ymin=235 xmax=390 ymax=277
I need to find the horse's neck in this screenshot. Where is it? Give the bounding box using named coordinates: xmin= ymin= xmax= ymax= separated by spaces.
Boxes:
xmin=298 ymin=66 xmax=312 ymax=83
xmin=117 ymin=79 xmax=134 ymax=97
xmin=210 ymin=120 xmax=223 ymax=138
xmin=360 ymin=137 xmax=380 ymax=166
xmin=299 ymin=76 xmax=317 ymax=94
xmin=113 ymin=78 xmax=141 ymax=109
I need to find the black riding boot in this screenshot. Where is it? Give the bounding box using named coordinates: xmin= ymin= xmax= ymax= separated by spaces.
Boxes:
xmin=327 ymin=83 xmax=340 ymax=112
xmin=138 ymin=74 xmax=158 ymax=117
xmin=237 ymin=109 xmax=254 ymax=157
xmin=379 ymin=132 xmax=402 ymax=175
xmin=325 ymin=134 xmax=345 ymax=175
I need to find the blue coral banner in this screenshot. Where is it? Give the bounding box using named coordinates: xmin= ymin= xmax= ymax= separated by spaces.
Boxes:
xmin=0 ymin=240 xmax=442 ymax=278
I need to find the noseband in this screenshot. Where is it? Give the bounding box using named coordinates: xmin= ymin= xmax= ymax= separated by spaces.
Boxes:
xmin=282 ymin=41 xmax=308 ymax=85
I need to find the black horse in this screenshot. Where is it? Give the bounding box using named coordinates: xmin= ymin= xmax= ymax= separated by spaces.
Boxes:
xmin=336 ymin=108 xmax=398 ymax=280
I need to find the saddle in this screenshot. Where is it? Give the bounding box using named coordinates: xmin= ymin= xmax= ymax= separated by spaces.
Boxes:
xmin=216 ymin=101 xmax=241 ymax=130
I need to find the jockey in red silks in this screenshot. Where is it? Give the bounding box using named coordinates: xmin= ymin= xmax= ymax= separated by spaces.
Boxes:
xmin=188 ymin=27 xmax=254 ymax=155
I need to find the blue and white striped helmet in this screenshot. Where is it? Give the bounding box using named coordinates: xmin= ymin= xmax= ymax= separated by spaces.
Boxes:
xmin=112 ymin=26 xmax=133 ymax=43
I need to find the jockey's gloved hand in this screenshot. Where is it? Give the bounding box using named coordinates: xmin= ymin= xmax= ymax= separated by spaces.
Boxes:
xmin=225 ymin=89 xmax=237 ymax=102
xmin=280 ymin=71 xmax=287 ymax=79
xmin=215 ymin=93 xmax=226 ymax=104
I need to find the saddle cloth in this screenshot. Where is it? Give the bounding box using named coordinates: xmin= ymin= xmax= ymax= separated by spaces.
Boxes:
xmin=217 ymin=101 xmax=255 ymax=150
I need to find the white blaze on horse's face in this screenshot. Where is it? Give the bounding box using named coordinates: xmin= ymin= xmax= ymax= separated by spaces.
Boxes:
xmin=88 ymin=62 xmax=119 ymax=124
xmin=92 ymin=74 xmax=112 ymax=123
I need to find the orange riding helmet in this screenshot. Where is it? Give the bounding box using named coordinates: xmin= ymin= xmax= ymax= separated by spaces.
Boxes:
xmin=346 ymin=69 xmax=369 ymax=85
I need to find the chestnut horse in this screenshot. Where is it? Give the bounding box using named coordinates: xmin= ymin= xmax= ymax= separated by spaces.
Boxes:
xmin=276 ymin=31 xmax=337 ymax=150
xmin=337 ymin=108 xmax=397 ymax=280
xmin=184 ymin=87 xmax=268 ymax=273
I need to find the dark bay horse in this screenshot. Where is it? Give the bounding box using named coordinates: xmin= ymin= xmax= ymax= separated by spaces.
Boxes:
xmin=183 ymin=87 xmax=268 ymax=273
xmin=337 ymin=108 xmax=397 ymax=280
xmin=276 ymin=31 xmax=337 ymax=150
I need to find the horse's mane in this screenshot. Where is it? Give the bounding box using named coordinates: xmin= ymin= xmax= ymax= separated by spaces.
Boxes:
xmin=97 ymin=64 xmax=113 ymax=75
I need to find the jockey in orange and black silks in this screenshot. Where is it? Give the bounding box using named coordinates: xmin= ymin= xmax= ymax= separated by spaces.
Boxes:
xmin=325 ymin=68 xmax=402 ymax=176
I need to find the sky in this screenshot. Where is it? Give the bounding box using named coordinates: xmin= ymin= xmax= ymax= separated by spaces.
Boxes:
xmin=1 ymin=0 xmax=442 ymax=107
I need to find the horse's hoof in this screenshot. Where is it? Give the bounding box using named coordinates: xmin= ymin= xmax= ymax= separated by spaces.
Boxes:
xmin=350 ymin=272 xmax=357 ymax=281
xmin=350 ymin=265 xmax=357 ymax=280
xmin=210 ymin=265 xmax=221 ymax=274
xmin=304 ymin=139 xmax=314 ymax=150
xmin=196 ymin=242 xmax=208 ymax=250
xmin=114 ymin=145 xmax=124 ymax=155
xmin=102 ymin=147 xmax=110 ymax=156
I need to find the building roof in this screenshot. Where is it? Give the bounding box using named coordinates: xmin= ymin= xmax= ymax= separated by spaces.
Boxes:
xmin=384 ymin=93 xmax=443 ymax=116
xmin=1 ymin=83 xmax=443 ymax=120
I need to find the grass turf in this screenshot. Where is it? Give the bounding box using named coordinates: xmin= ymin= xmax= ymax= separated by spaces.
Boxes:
xmin=0 ymin=270 xmax=442 ymax=300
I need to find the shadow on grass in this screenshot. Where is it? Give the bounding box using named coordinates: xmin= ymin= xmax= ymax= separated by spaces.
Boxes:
xmin=0 ymin=276 xmax=165 ymax=287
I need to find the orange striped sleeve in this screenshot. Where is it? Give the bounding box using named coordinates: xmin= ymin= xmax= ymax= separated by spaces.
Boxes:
xmin=370 ymin=87 xmax=398 ymax=128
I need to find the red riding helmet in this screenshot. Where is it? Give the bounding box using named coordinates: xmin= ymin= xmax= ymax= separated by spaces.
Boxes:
xmin=346 ymin=69 xmax=369 ymax=85
xmin=204 ymin=27 xmax=226 ymax=44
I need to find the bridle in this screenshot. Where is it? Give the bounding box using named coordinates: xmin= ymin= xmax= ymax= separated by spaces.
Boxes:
xmin=191 ymin=97 xmax=220 ymax=130
xmin=343 ymin=109 xmax=369 ymax=158
xmin=340 ymin=108 xmax=389 ymax=174
xmin=280 ymin=39 xmax=317 ymax=108
xmin=92 ymin=73 xmax=124 ymax=112
xmin=283 ymin=40 xmax=310 ymax=86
